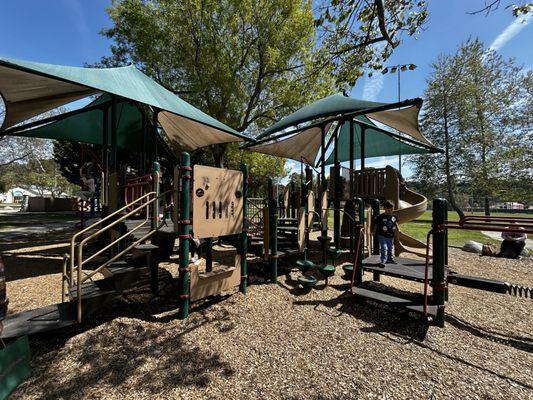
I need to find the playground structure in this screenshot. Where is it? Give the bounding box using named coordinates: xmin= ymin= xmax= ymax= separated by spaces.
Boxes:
xmin=244 ymin=94 xmax=533 ymax=327
xmin=0 ymin=57 xmax=252 ymax=339
xmin=349 ymin=201 xmax=533 ymax=326
xmin=0 ymin=56 xmax=530 ymax=350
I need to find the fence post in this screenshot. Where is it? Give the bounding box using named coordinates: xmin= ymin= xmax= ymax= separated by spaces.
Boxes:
xmin=240 ymin=163 xmax=249 ymax=294
xmin=178 ymin=152 xmax=191 ymax=319
xmin=354 ymin=197 xmax=364 ymax=285
xmin=432 ymin=198 xmax=447 ymax=327
xmin=268 ymin=178 xmax=278 ymax=283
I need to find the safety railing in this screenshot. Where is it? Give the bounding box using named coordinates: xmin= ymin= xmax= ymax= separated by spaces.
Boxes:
xmin=64 ymin=187 xmax=169 ymax=323
xmin=248 ymin=198 xmax=266 ymax=237
xmin=124 ymin=173 xmax=153 ymax=212
xmin=422 ymin=218 xmax=533 ymax=317
xmin=344 ymin=167 xmax=387 ymax=199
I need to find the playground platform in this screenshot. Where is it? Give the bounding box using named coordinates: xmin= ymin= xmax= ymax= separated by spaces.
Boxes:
xmin=362 ymin=255 xmax=434 ymax=283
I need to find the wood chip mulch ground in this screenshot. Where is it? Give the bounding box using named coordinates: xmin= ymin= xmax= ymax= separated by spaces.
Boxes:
xmin=2 ymin=230 xmax=532 ymax=400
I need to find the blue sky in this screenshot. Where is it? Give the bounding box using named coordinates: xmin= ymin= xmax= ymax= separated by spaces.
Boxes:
xmin=1 ymin=0 xmax=531 ymax=177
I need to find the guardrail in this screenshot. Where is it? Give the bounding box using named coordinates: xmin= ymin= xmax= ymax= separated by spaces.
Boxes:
xmin=64 ymin=185 xmax=170 ymax=323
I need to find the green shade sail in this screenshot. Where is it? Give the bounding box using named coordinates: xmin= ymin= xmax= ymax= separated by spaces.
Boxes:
xmin=250 ymin=92 xmax=439 ymax=165
xmin=324 ymin=116 xmax=433 ymax=165
xmin=14 ymin=94 xmax=145 ymax=150
xmin=0 ymin=57 xmax=250 ymax=150
xmin=258 ymin=93 xmax=387 ymax=139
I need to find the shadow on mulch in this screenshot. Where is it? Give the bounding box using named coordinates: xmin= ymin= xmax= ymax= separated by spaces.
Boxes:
xmin=445 ymin=314 xmax=533 ymax=353
xmin=292 ymin=291 xmax=533 ymax=391
xmin=19 ymin=288 xmax=237 ymax=398
xmin=292 ymin=291 xmax=429 ymax=341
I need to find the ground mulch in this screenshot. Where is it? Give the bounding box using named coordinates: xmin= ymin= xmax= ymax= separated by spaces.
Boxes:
xmin=2 ymin=229 xmax=532 ymax=399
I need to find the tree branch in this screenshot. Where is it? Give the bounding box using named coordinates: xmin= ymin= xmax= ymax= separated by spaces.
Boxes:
xmin=0 ymin=151 xmax=32 ymax=168
xmin=374 ymin=0 xmax=395 ymax=47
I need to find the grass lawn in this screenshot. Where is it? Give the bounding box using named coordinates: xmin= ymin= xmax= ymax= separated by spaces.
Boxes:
xmin=401 ymin=210 xmax=531 ymax=247
xmin=328 ymin=209 xmax=530 ymax=247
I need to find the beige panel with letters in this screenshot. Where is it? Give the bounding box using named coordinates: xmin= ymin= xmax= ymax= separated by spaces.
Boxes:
xmin=192 ymin=165 xmax=243 ymax=239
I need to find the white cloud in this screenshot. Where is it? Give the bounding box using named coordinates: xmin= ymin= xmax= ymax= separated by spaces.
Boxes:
xmin=362 ymin=73 xmax=385 ymax=101
xmin=285 ymin=160 xmax=300 ymax=174
xmin=364 ymin=156 xmax=399 ymax=169
xmin=62 ymin=0 xmax=91 ymax=49
xmin=361 ymin=42 xmax=386 ymax=101
xmin=489 ymin=13 xmax=532 ymax=51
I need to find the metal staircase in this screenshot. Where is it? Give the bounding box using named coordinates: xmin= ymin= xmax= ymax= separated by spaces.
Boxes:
xmin=1 ymin=190 xmax=169 ymax=339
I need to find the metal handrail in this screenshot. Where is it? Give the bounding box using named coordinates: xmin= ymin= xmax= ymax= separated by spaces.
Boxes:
xmin=68 ymin=188 xmax=171 ymax=322
xmin=70 ymin=191 xmax=157 ymax=277
xmin=62 ymin=253 xmax=70 ymax=302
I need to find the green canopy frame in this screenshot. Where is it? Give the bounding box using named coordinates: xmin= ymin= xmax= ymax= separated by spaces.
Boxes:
xmin=245 ymin=92 xmax=441 ymax=253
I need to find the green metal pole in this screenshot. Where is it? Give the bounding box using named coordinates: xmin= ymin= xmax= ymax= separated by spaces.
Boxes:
xmin=349 ymin=118 xmax=355 ymax=254
xmin=371 ymin=199 xmax=380 ymax=256
xmin=153 ymin=109 xmax=159 ymax=160
xmin=152 ymin=108 xmax=159 ymax=165
xmin=102 ymin=107 xmax=109 ymax=210
xmin=304 ymin=165 xmax=312 ymax=261
xmin=300 ymin=160 xmax=305 ymax=207
xmin=268 ymin=178 xmax=278 ymax=283
xmin=432 ymin=198 xmax=447 ymax=327
xmin=151 ymin=161 xmax=160 ymax=294
xmin=141 ymin=112 xmax=147 ymax=174
xmin=371 ymin=198 xmax=381 ymax=282
xmin=320 ymin=124 xmax=328 ymax=264
xmin=110 ymin=95 xmax=117 ymax=173
xmin=305 ymin=165 xmax=313 ymax=193
xmin=240 ymin=163 xmax=249 ymax=293
xmin=354 ymin=197 xmax=364 ymax=285
xmin=333 ymin=124 xmax=340 ymax=249
xmin=178 ymin=152 xmax=191 ymax=319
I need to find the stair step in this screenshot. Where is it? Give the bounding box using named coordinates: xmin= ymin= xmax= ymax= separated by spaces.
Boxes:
xmin=351 ymin=287 xmax=438 ymax=319
xmin=0 ymin=302 xmax=76 ymax=339
xmin=67 ymin=279 xmax=118 ymax=317
xmin=362 ymin=255 xmax=434 ymax=283
xmin=277 ymin=226 xmax=298 ymax=232
xmin=134 ymin=243 xmax=159 ymax=251
xmin=68 ymin=279 xmax=116 ymax=300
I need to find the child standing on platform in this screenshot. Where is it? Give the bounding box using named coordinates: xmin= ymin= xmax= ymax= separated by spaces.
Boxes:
xmin=375 ymin=200 xmax=400 ymax=267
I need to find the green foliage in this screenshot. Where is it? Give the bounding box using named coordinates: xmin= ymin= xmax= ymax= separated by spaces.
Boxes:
xmin=98 ymin=0 xmax=345 ymax=187
xmin=224 ymin=143 xmax=287 ymax=196
xmin=315 ymin=0 xmax=428 ymax=88
xmin=0 ymin=158 xmax=77 ymax=197
xmin=100 ymin=0 xmax=334 ymax=151
xmin=410 ymin=39 xmax=532 ymax=214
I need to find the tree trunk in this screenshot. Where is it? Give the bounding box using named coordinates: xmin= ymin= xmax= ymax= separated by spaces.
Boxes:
xmin=484 ymin=196 xmax=490 ymax=216
xmin=211 ymin=144 xmax=226 ymax=168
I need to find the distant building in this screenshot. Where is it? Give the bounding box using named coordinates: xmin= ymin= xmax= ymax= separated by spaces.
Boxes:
xmin=0 ymin=187 xmax=68 ymax=204
xmin=496 ymin=202 xmax=525 ymax=210
xmin=0 ymin=187 xmax=39 ymax=204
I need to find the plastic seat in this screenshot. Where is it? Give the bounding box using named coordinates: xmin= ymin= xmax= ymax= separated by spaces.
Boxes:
xmin=297 ymin=274 xmax=318 ymax=289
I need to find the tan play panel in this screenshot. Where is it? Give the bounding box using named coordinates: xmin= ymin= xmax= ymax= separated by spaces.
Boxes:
xmin=192 ymin=165 xmax=243 ymax=239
